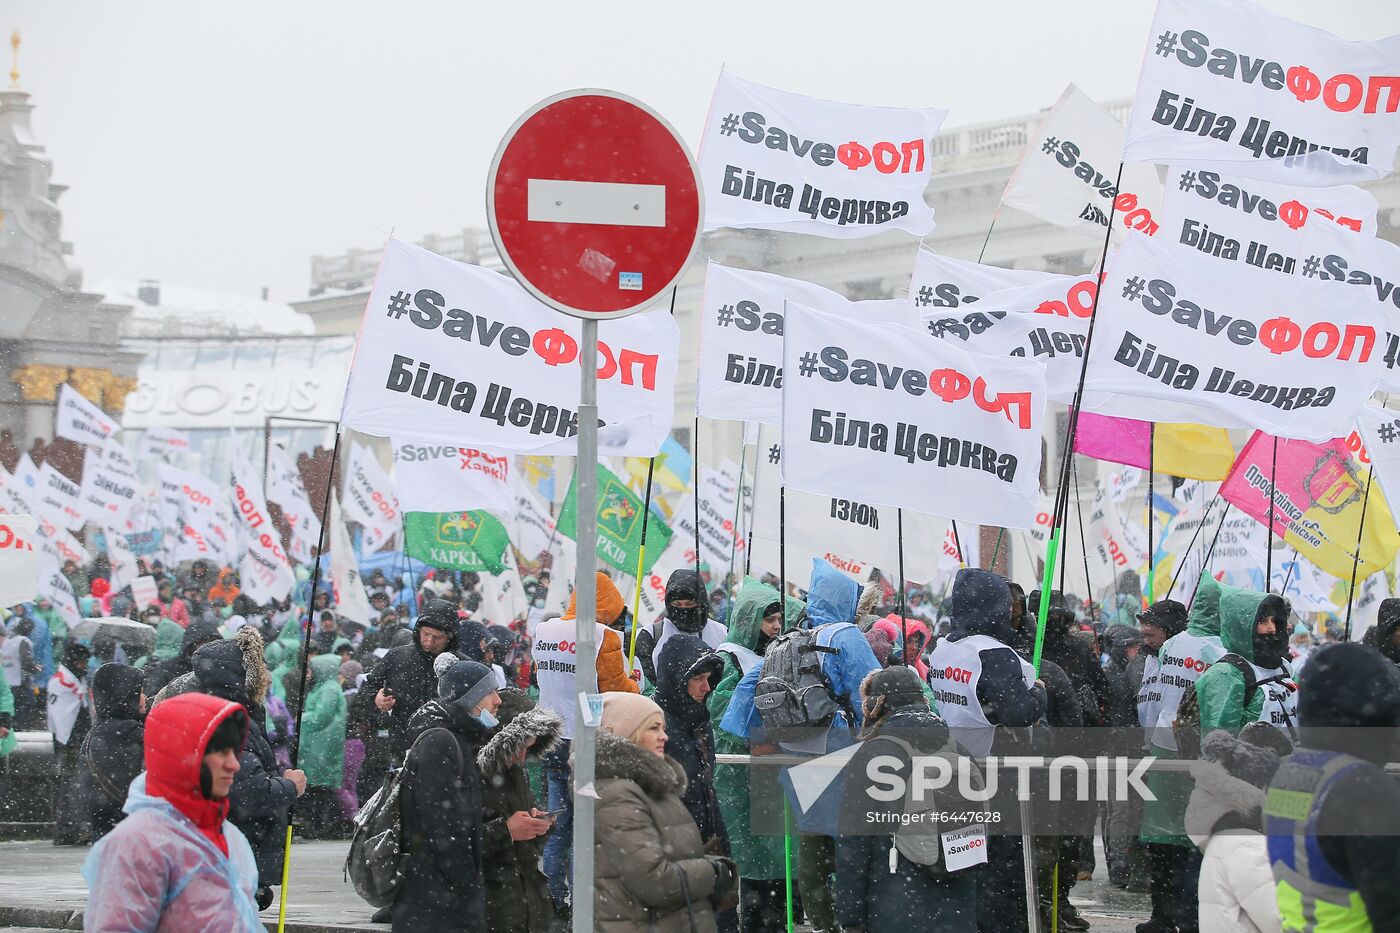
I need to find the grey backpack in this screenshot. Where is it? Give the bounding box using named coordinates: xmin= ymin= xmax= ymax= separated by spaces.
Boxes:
xmin=753 ymin=625 xmax=856 ymax=742
xmin=344 ymin=727 xmax=460 ymax=907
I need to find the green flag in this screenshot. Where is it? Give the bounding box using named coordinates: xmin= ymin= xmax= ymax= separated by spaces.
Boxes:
xmin=403 ymin=510 xmax=510 ymax=573
xmin=558 ymin=462 xmax=673 ymax=574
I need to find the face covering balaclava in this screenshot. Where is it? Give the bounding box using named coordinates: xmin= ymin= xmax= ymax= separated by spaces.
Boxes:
xmin=665 ymin=572 xmax=708 ymax=635
xmin=1252 ymin=596 xmax=1292 ymax=670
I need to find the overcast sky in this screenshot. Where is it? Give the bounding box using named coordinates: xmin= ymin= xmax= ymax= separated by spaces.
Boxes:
xmin=14 ymin=1 xmax=1400 ymax=304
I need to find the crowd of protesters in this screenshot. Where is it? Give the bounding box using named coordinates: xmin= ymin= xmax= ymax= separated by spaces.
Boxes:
xmin=5 ymin=548 xmax=1400 ymax=933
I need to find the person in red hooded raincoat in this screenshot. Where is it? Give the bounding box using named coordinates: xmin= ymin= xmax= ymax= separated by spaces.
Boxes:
xmin=82 ymin=692 xmax=262 ymax=932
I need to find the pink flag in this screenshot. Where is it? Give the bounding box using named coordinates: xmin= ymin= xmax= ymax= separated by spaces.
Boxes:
xmin=1074 ymin=413 xmax=1150 ymax=470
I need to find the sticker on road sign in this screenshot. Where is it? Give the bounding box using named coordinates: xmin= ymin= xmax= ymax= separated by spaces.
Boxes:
xmin=619 ymin=272 xmax=642 ymax=291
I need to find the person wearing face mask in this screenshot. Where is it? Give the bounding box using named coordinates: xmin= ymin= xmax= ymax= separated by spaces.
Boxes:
xmin=393 ymin=656 xmax=500 ymax=932
xmin=633 ymin=569 xmax=729 ymax=687
xmin=1193 ymin=588 xmax=1297 ymax=742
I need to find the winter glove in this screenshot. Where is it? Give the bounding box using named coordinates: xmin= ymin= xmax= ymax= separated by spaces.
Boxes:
xmin=708 ymin=856 xmax=738 ymax=910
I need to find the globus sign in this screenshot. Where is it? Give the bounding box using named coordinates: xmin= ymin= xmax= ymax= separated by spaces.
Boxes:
xmin=486 ymin=89 xmax=704 ymax=320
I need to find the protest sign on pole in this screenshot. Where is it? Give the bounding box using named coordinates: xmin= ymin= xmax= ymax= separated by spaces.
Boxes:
xmin=328 ymin=495 xmax=372 ymax=628
xmin=15 ymin=457 xmax=85 ymax=532
xmin=1082 ymin=233 xmax=1384 ymax=441
xmin=391 ymin=441 xmax=514 ymax=514
xmin=37 ymin=553 xmax=80 ymax=629
xmin=699 ymin=72 xmax=946 ymax=238
xmin=404 ymin=510 xmax=510 ymax=574
xmin=0 ymin=514 xmax=38 ymax=608
xmin=131 ymin=575 xmax=160 ymax=611
xmin=339 ymin=238 xmax=680 ymax=455
xmin=697 ymin=262 xmax=911 ymax=425
xmin=781 ymin=301 xmax=1047 ymax=529
xmin=1354 ymin=403 xmax=1400 ymax=522
xmin=78 ymin=447 xmax=138 ymax=530
xmin=157 ymin=464 xmax=236 ymax=566
xmin=342 ymin=442 xmax=399 ymax=554
xmin=140 ymin=426 xmax=192 ymax=462
xmin=1003 ymin=84 xmax=1164 ymax=240
xmin=907 ymin=250 xmax=1061 ymax=314
xmin=1220 ymin=430 xmax=1398 ymax=580
xmin=54 ymin=384 xmax=117 ymax=447
xmin=671 ymin=459 xmax=749 ymax=576
xmin=1122 ymin=0 xmax=1400 ymax=184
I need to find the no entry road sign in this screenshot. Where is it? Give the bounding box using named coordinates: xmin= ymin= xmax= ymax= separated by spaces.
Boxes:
xmin=486 ymin=89 xmax=703 ymax=320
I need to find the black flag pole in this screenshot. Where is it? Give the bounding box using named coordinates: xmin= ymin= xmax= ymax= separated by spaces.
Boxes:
xmin=693 ymin=415 xmax=702 ymax=577
xmin=897 ymin=508 xmax=908 ymax=661
xmin=1147 ymin=424 xmax=1156 ymax=601
xmin=1344 ymin=465 xmax=1376 ymax=640
xmin=1167 ymin=486 xmax=1224 ymax=599
xmin=951 ymin=520 xmax=967 ymax=568
xmin=1265 ymin=436 xmax=1279 ymax=588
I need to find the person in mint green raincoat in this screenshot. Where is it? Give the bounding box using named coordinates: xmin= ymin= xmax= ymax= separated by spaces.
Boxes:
xmin=0 ymin=674 xmax=17 ymax=758
xmin=298 ymin=653 xmax=348 ymax=838
xmin=1194 ymin=584 xmax=1296 ymax=742
xmin=141 ymin=618 xmax=185 ymax=671
xmin=265 ymin=618 xmax=303 ymax=701
xmin=1139 ymin=574 xmax=1226 ymax=933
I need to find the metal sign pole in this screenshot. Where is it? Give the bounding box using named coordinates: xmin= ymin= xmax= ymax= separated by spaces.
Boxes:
xmin=572 ymin=318 xmax=599 ymax=933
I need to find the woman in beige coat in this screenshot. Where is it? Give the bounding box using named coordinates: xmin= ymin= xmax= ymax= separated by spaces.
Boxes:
xmin=589 ymin=692 xmax=737 ymax=932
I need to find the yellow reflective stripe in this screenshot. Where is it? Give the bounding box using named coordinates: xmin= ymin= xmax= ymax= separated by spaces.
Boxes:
xmin=1265 ymin=787 xmax=1314 ymax=821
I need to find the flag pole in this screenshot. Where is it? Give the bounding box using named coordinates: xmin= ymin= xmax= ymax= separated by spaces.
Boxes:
xmin=1167 ymin=487 xmax=1224 ymax=599
xmin=1344 ymin=465 xmax=1376 ymax=640
xmin=277 ymin=428 xmax=342 ymax=933
xmin=1033 ymin=163 xmax=1124 ymax=675
xmin=951 ymin=520 xmax=967 ymax=568
xmin=1147 ymin=424 xmax=1155 ymax=603
xmin=627 ymin=457 xmax=657 ymax=675
xmin=692 ymin=415 xmax=703 ymax=578
xmin=1265 ymin=436 xmax=1279 ymax=588
xmin=897 ymin=508 xmax=908 ymax=661
xmin=724 ymin=443 xmax=748 ymax=626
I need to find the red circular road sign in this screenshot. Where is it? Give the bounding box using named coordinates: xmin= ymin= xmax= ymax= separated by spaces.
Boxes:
xmin=486 ymin=89 xmax=703 ymax=320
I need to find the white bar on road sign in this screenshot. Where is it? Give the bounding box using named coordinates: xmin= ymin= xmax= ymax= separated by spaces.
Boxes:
xmin=527 ymin=179 xmax=666 ymax=227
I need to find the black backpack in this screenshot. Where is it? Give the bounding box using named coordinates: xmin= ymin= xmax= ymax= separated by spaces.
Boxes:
xmin=1173 ymin=653 xmax=1290 ymax=758
xmin=753 ymin=626 xmax=856 ymax=743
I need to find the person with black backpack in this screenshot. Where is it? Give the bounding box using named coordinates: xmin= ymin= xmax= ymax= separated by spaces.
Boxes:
xmin=1188 ymin=588 xmax=1297 ymax=746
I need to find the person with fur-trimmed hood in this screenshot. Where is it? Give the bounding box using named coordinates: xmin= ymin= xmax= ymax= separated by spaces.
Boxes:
xmin=151 ymin=626 xmax=307 ymax=907
xmin=476 ymin=687 xmax=561 ymax=932
xmin=591 ymin=692 xmax=737 ymax=933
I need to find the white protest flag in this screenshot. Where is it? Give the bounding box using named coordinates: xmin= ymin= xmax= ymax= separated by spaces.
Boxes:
xmin=340 ymin=238 xmax=679 ymax=455
xmin=699 ymin=72 xmax=946 ymax=239
xmin=37 ymin=553 xmax=79 ymax=630
xmin=343 ymin=442 xmax=399 ymax=554
xmin=1083 ymin=489 xmax=1151 ymax=589
xmin=698 ymin=263 xmax=913 ymax=425
xmin=1022 ymin=494 xmax=1095 ymax=599
xmin=907 ymin=250 xmax=1061 ymax=314
xmin=1122 ymin=0 xmax=1400 ymax=185
xmin=158 ymin=464 xmax=236 ymax=565
xmin=328 ymin=495 xmax=372 ymax=627
xmin=18 ymin=458 xmax=87 ymax=532
xmin=77 ymin=448 xmax=138 ymax=530
xmin=33 ymin=510 xmax=92 ymax=568
xmin=781 ymin=302 xmax=1046 ymax=529
xmin=0 ymin=514 xmax=38 ymax=608
xmin=1270 ymin=549 xmax=1335 ymax=613
xmin=265 ymin=445 xmax=319 ymax=565
xmin=1355 ymin=403 xmax=1400 ymax=521
xmin=746 ymin=423 xmax=947 ymax=584
xmin=230 ymin=447 xmax=295 ymax=604
xmin=544 ymin=535 xmax=576 ymax=616
xmin=1082 ymin=233 xmax=1383 ymax=441
xmin=1160 ymin=166 xmax=1400 ymax=393
xmin=0 ymin=461 xmax=37 ymax=515
xmin=1346 ymin=571 xmax=1390 ymax=638
xmin=54 ymin=384 xmax=118 ymax=447
xmin=106 ymin=524 xmax=140 ymax=593
xmin=1204 ymin=509 xmax=1270 ymax=589
xmin=480 ymin=561 xmax=529 ymax=626
xmin=673 ymin=460 xmax=750 ymax=576
xmin=140 ymin=427 xmax=192 ymax=462
xmin=1003 ymin=84 xmax=1165 ymax=240
xmin=920 ymin=274 xmax=1096 ymax=403
xmin=391 ymin=440 xmax=514 ymax=514
xmin=512 ymin=482 xmax=558 ymax=561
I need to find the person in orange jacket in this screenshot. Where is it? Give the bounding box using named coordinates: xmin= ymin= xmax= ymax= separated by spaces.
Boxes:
xmin=532 ymin=572 xmax=639 ymax=918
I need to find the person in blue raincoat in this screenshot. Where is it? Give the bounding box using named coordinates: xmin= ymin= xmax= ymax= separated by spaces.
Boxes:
xmin=719 ymin=558 xmax=881 ymax=933
xmin=82 ymin=692 xmax=262 ymax=932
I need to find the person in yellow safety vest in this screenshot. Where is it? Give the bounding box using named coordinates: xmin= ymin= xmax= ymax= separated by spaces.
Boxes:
xmin=1264 ymin=643 xmax=1400 ymax=933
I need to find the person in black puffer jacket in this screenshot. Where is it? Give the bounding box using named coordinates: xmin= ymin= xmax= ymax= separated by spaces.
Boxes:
xmin=393 ymin=656 xmax=499 ymax=932
xmin=151 ymin=626 xmax=307 ymax=908
xmin=476 ymin=688 xmax=560 ymax=933
xmin=654 ymin=634 xmax=729 ymax=849
xmin=834 ymin=666 xmax=979 ymax=932
xmin=80 ymin=663 xmax=146 ymax=842
xmin=141 ymin=616 xmax=221 ymax=698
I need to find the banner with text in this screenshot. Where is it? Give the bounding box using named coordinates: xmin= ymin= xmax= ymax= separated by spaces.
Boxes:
xmin=557 ymin=461 xmax=675 ymax=575
xmin=340 ymin=238 xmax=679 ymax=455
xmin=781 ymin=302 xmax=1046 ymax=529
xmin=55 ymin=384 xmax=117 ymax=448
xmin=264 ymin=445 xmax=319 ymax=565
xmin=1082 ymin=232 xmax=1383 ymax=441
xmin=343 ymin=442 xmax=399 ymax=554
xmin=699 ymin=72 xmax=945 ymax=238
xmin=231 ymin=447 xmax=295 ymax=604
xmin=392 ymin=440 xmax=514 ymax=514
xmin=404 ymin=510 xmax=509 ymax=574
xmin=1122 ymin=0 xmax=1400 ymax=184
